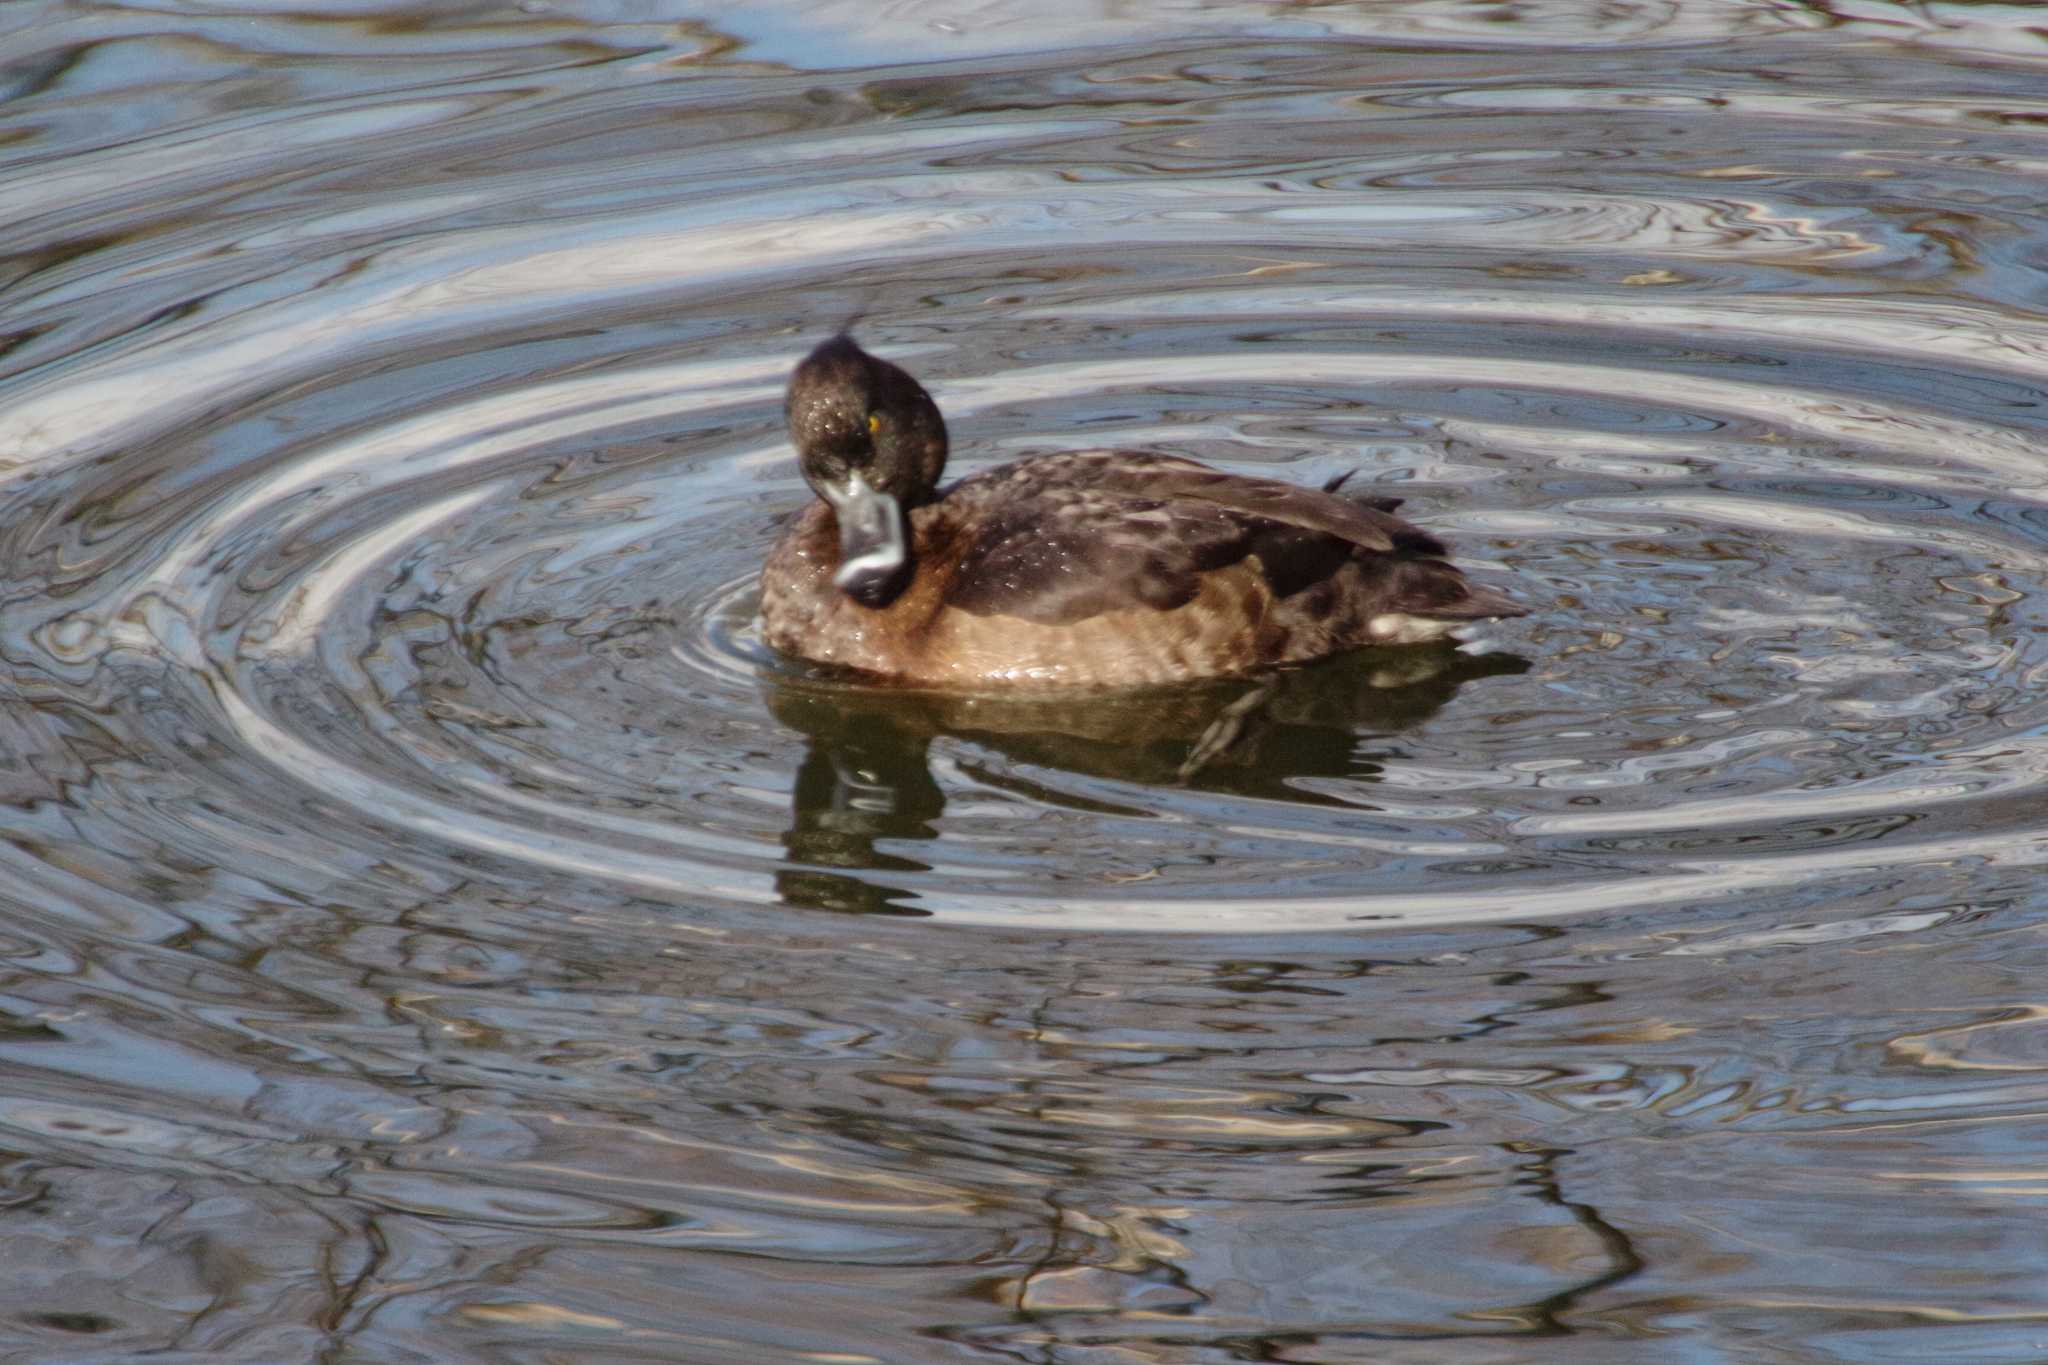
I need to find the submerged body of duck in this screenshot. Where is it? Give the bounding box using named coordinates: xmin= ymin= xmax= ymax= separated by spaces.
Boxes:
xmin=761 ymin=335 xmax=1528 ymax=687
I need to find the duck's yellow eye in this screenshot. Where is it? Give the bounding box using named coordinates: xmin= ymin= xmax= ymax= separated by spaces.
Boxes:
xmin=867 ymin=412 xmax=883 ymax=435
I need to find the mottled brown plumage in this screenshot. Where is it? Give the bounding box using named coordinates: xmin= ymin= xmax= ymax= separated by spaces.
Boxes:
xmin=761 ymin=336 xmax=1529 ymax=687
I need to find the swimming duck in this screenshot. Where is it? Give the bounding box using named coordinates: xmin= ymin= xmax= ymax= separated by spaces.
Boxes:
xmin=760 ymin=335 xmax=1528 ymax=687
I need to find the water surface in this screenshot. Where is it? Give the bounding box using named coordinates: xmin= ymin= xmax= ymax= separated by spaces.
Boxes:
xmin=5 ymin=1 xmax=2048 ymax=1359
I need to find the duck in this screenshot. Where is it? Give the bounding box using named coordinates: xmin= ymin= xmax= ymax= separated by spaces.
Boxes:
xmin=760 ymin=334 xmax=1528 ymax=687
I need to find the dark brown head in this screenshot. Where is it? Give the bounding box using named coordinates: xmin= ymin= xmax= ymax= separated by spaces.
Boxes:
xmin=785 ymin=335 xmax=949 ymax=607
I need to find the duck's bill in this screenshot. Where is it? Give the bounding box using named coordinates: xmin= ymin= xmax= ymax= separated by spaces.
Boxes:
xmin=820 ymin=471 xmax=910 ymax=607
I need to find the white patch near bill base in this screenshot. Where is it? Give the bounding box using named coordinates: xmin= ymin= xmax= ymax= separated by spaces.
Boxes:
xmin=835 ymin=541 xmax=906 ymax=593
xmin=1367 ymin=612 xmax=1460 ymax=644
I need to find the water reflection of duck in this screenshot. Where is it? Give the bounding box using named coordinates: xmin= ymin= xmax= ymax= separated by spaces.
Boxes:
xmin=764 ymin=644 xmax=1529 ymax=915
xmin=761 ymin=334 xmax=1530 ymax=688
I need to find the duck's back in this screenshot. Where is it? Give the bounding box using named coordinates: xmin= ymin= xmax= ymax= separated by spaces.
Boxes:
xmin=761 ymin=451 xmax=1522 ymax=687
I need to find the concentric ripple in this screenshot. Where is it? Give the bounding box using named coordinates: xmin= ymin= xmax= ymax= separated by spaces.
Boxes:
xmin=6 ymin=14 xmax=2048 ymax=932
xmin=159 ymin=324 xmax=2048 ymax=928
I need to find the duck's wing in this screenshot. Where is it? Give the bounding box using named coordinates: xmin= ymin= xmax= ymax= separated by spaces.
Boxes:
xmin=938 ymin=453 xmax=1472 ymax=627
xmin=1124 ymin=461 xmax=1449 ymax=555
xmin=936 ymin=487 xmax=1254 ymax=625
xmin=957 ymin=450 xmax=1442 ymax=550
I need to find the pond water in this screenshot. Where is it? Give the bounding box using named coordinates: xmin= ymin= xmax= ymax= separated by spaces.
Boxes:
xmin=6 ymin=0 xmax=2048 ymax=1358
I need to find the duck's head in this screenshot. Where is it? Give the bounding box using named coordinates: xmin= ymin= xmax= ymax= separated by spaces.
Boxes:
xmin=785 ymin=334 xmax=948 ymax=608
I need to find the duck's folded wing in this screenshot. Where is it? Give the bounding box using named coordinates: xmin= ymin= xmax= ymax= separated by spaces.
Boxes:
xmin=941 ymin=485 xmax=1368 ymax=626
xmin=1083 ymin=458 xmax=1447 ymax=559
xmin=969 ymin=450 xmax=1444 ymax=553
xmin=942 ymin=489 xmax=1222 ymax=624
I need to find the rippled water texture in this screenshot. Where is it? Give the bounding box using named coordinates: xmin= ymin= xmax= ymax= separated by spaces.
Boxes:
xmin=7 ymin=1 xmax=2048 ymax=1358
